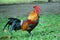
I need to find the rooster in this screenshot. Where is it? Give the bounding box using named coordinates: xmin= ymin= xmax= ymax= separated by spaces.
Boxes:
xmin=3 ymin=5 xmax=40 ymax=36
xmin=21 ymin=5 xmax=40 ymax=35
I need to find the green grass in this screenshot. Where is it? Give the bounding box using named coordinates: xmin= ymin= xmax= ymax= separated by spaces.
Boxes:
xmin=0 ymin=0 xmax=60 ymax=4
xmin=0 ymin=14 xmax=60 ymax=40
xmin=0 ymin=0 xmax=32 ymax=4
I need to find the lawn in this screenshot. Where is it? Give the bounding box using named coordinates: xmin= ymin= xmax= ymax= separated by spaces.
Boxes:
xmin=0 ymin=13 xmax=60 ymax=40
xmin=0 ymin=0 xmax=60 ymax=4
xmin=0 ymin=0 xmax=47 ymax=4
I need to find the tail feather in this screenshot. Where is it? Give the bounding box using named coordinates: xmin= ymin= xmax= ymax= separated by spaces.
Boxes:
xmin=3 ymin=21 xmax=9 ymax=31
xmin=9 ymin=20 xmax=16 ymax=34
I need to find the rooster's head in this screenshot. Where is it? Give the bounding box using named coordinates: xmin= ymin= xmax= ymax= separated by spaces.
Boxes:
xmin=33 ymin=5 xmax=40 ymax=13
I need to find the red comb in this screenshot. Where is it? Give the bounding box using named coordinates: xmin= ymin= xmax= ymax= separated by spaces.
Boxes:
xmin=33 ymin=5 xmax=40 ymax=9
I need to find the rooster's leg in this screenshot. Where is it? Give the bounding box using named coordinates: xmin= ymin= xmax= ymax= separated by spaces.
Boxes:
xmin=28 ymin=31 xmax=32 ymax=36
